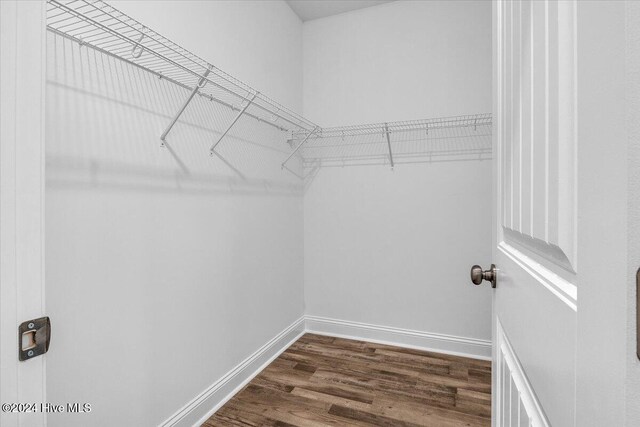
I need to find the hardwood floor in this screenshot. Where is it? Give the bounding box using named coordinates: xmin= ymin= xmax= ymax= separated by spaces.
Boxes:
xmin=203 ymin=334 xmax=491 ymax=427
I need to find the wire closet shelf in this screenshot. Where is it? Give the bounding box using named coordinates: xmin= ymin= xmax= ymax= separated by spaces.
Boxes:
xmin=46 ymin=0 xmax=319 ymax=140
xmin=47 ymin=0 xmax=492 ymax=176
xmin=286 ymin=113 xmax=493 ymax=170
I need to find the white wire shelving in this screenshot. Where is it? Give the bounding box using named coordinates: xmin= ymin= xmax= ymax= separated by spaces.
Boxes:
xmin=46 ymin=0 xmax=319 ymax=149
xmin=46 ymin=0 xmax=492 ymax=177
xmin=283 ymin=113 xmax=493 ymax=172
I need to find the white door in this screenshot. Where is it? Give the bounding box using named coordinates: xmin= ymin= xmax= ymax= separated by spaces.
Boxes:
xmin=491 ymin=1 xmax=629 ymax=426
xmin=492 ymin=0 xmax=577 ymax=425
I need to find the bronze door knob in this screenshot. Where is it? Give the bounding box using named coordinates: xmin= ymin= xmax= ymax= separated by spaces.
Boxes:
xmin=470 ymin=264 xmax=497 ymax=288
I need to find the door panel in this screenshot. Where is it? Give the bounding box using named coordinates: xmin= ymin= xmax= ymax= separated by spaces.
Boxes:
xmin=493 ymin=1 xmax=577 ymax=426
xmin=494 ymin=250 xmax=575 ymax=426
xmin=496 ymin=320 xmax=551 ymax=427
xmin=501 ymin=0 xmax=577 ymax=275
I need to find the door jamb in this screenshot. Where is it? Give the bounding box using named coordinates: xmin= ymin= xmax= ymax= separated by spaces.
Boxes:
xmin=0 ymin=1 xmax=47 ymax=426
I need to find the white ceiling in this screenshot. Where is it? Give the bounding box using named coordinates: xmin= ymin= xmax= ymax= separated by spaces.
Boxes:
xmin=286 ymin=0 xmax=394 ymax=22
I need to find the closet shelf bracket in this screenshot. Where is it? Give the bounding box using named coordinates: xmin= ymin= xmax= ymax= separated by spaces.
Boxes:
xmin=282 ymin=163 xmax=304 ymax=179
xmin=210 ymin=92 xmax=259 ymax=155
xmin=384 ymin=123 xmax=395 ymax=169
xmin=281 ymin=126 xmax=320 ymax=172
xmin=160 ymin=67 xmax=212 ymax=147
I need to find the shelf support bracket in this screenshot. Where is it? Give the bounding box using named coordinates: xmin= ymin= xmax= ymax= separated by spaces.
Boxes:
xmin=160 ymin=67 xmax=212 ymax=147
xmin=384 ymin=123 xmax=395 ymax=169
xmin=281 ymin=163 xmax=304 ymax=179
xmin=210 ymin=92 xmax=258 ymax=155
xmin=281 ymin=126 xmax=319 ymax=172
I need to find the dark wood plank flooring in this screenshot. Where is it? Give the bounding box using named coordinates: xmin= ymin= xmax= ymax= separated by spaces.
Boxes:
xmin=203 ymin=334 xmax=491 ymax=427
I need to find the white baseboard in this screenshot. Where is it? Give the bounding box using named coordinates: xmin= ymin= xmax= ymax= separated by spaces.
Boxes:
xmin=159 ymin=316 xmax=306 ymax=427
xmin=305 ymin=315 xmax=492 ymax=361
xmin=160 ymin=315 xmax=491 ymax=427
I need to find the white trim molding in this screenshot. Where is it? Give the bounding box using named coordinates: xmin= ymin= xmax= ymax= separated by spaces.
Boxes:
xmin=495 ymin=320 xmax=550 ymax=427
xmin=499 ymin=241 xmax=577 ymax=311
xmin=160 ymin=317 xmax=306 ymax=427
xmin=305 ymin=315 xmax=491 ymax=360
xmin=0 ymin=2 xmax=47 ymax=427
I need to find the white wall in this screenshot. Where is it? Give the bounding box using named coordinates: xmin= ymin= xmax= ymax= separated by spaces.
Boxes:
xmin=302 ymin=1 xmax=493 ymax=352
xmin=627 ymin=1 xmax=640 ymax=425
xmin=303 ymin=1 xmax=491 ymax=125
xmin=45 ymin=2 xmax=304 ymax=426
xmin=113 ymin=0 xmax=303 ymax=110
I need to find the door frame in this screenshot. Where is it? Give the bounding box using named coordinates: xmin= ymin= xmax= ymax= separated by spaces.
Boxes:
xmin=574 ymin=1 xmax=628 ymax=426
xmin=0 ymin=1 xmax=47 ymax=426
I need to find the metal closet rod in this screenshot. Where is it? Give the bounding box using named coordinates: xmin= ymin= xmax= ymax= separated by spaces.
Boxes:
xmin=47 ymin=0 xmax=318 ymax=133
